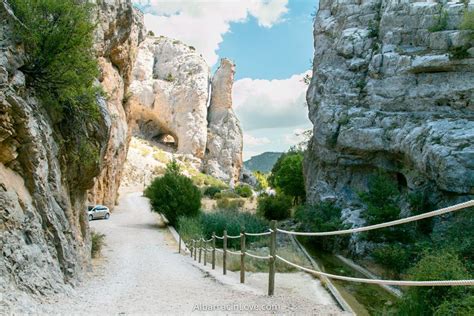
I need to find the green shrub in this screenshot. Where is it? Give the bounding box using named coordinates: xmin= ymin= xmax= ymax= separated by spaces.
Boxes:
xmin=257 ymin=194 xmax=292 ymax=221
xmin=269 ymin=151 xmax=305 ymax=203
xmin=294 ymin=202 xmax=348 ymax=252
xmin=372 ymin=244 xmax=411 ymax=275
xmin=201 ymin=209 xmax=268 ymax=248
xmin=145 ymin=161 xmax=201 ymax=226
xmin=461 ymin=9 xmax=474 ymax=39
xmin=215 ymin=198 xmax=245 ymax=211
xmin=397 ymin=251 xmax=472 ymax=316
xmin=235 ymin=184 xmax=253 ymax=198
xmin=177 ymin=215 xmax=203 ymax=242
xmin=91 ymin=231 xmax=106 ymax=258
xmin=449 ymin=45 xmax=470 ymax=59
xmin=431 ymin=207 xmax=474 ymax=272
xmin=9 ymin=0 xmax=100 ymax=121
xmin=203 ymin=186 xmax=222 ymax=198
xmin=428 ymin=10 xmax=448 ymax=32
xmin=434 ymin=294 xmax=474 ymax=316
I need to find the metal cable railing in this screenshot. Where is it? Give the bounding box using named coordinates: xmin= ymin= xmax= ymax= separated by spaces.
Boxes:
xmin=177 ymin=199 xmax=474 ymax=296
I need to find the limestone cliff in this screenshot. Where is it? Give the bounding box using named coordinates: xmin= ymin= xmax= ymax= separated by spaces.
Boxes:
xmin=88 ymin=1 xmax=146 ymax=207
xmin=305 ymin=0 xmax=474 ymax=225
xmin=204 ymin=59 xmax=243 ymax=185
xmin=129 ymin=37 xmax=210 ymax=158
xmin=129 ymin=39 xmax=243 ymax=184
xmin=0 ymin=0 xmax=144 ymax=308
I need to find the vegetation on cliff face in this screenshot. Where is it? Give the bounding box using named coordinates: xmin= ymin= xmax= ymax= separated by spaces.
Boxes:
xmin=9 ymin=0 xmax=103 ymax=189
xmin=10 ymin=0 xmax=100 ymax=120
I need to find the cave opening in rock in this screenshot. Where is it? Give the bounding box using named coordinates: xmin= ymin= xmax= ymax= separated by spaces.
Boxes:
xmin=153 ymin=133 xmax=178 ymax=151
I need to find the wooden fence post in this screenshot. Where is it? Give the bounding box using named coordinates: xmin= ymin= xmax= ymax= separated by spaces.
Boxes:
xmin=178 ymin=234 xmax=181 ymax=254
xmin=190 ymin=240 xmax=194 ymax=258
xmin=212 ymin=232 xmax=216 ymax=270
xmin=268 ymin=220 xmax=277 ymax=296
xmin=204 ymin=240 xmax=207 ymax=266
xmin=240 ymin=229 xmax=246 ymax=284
xmin=198 ymin=239 xmax=202 ymax=263
xmin=223 ymin=230 xmax=227 ymax=275
xmin=194 ymin=240 xmax=197 ymax=261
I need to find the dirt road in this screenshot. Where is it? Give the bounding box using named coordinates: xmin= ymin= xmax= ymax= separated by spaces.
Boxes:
xmin=35 ymin=190 xmax=345 ymax=315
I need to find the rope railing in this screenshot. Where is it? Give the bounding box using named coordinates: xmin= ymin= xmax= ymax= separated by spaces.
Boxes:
xmin=176 ymin=199 xmax=474 ymax=297
xmin=276 ymin=255 xmax=474 ymax=286
xmin=245 ymin=252 xmax=271 ymax=260
xmin=226 ymin=234 xmax=242 ymax=239
xmin=244 ymin=231 xmax=271 ymax=236
xmin=277 ymin=200 xmax=474 ymax=236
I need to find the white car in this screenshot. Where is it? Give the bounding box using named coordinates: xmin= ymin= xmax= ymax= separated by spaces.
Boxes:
xmin=87 ymin=205 xmax=110 ymax=221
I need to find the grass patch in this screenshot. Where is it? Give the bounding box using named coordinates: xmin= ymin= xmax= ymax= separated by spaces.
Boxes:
xmin=152 ymin=149 xmax=169 ymax=163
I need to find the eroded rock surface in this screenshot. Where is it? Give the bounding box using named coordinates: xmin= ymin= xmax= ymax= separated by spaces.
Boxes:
xmin=129 ymin=40 xmax=243 ymax=183
xmin=204 ymin=59 xmax=243 ymax=184
xmin=0 ymin=0 xmax=144 ymax=309
xmin=305 ymin=0 xmax=474 ymax=223
xmin=88 ymin=1 xmax=146 ymax=207
xmin=129 ymin=37 xmax=210 ymax=159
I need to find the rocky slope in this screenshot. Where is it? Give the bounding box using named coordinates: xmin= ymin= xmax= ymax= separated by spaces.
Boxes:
xmin=129 ymin=39 xmax=243 ymax=184
xmin=305 ymin=0 xmax=474 ymax=224
xmin=0 ymin=0 xmax=144 ymax=308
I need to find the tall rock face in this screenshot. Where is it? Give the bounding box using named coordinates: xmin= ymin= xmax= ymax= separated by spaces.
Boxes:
xmin=129 ymin=37 xmax=210 ymax=158
xmin=205 ymin=59 xmax=243 ymax=184
xmin=0 ymin=0 xmax=144 ymax=308
xmin=305 ymin=0 xmax=474 ymax=220
xmin=88 ymin=1 xmax=146 ymax=207
xmin=129 ymin=40 xmax=243 ymax=183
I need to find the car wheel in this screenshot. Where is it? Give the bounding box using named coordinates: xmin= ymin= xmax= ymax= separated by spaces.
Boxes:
xmin=88 ymin=215 xmax=93 ymax=221
xmin=104 ymin=213 xmax=110 ymax=220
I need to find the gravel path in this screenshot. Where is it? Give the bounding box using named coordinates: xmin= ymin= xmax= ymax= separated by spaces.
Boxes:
xmin=36 ymin=190 xmax=346 ymax=315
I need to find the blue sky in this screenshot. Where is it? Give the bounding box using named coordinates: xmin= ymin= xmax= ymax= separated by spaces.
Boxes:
xmin=133 ymin=0 xmax=317 ymax=160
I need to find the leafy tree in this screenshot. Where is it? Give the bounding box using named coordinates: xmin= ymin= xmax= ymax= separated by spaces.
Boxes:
xmin=269 ymin=151 xmax=305 ymax=203
xmin=397 ymin=251 xmax=472 ymax=316
xmin=257 ymin=194 xmax=292 ymax=221
xmin=145 ymin=161 xmax=201 ymax=226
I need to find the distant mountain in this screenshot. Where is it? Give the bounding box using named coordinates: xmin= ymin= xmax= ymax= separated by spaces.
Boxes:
xmin=244 ymin=152 xmax=283 ymax=173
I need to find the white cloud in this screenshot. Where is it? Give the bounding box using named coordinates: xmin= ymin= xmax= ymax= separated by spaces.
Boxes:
xmin=233 ymin=71 xmax=311 ymax=131
xmin=135 ymin=0 xmax=288 ymax=66
xmin=243 ymin=133 xmax=271 ymax=146
xmin=283 ymin=128 xmax=306 ymax=144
